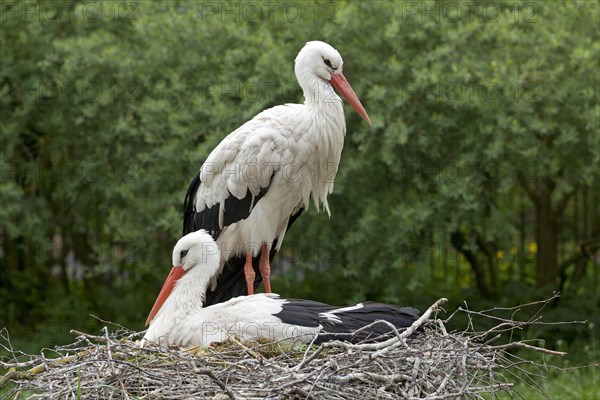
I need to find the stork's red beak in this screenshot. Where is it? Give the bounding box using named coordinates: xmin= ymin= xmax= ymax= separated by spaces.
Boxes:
xmin=145 ymin=265 xmax=186 ymax=326
xmin=330 ymin=73 xmax=371 ymax=125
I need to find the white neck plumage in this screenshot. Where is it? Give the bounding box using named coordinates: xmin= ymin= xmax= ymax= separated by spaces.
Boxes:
xmin=301 ymin=76 xmax=342 ymax=109
xmin=153 ymin=263 xmax=211 ymax=324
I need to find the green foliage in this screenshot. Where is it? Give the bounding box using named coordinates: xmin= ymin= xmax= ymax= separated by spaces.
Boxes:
xmin=1 ymin=0 xmax=598 ymax=368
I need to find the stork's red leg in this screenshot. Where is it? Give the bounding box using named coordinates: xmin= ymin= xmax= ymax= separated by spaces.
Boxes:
xmin=259 ymin=243 xmax=272 ymax=293
xmin=244 ymin=250 xmax=255 ymax=295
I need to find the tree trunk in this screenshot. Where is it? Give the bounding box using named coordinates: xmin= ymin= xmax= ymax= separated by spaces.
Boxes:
xmin=518 ymin=200 xmax=527 ymax=282
xmin=535 ymin=187 xmax=559 ymax=288
xmin=451 ymin=231 xmax=491 ymax=299
xmin=476 ymin=235 xmax=499 ymax=299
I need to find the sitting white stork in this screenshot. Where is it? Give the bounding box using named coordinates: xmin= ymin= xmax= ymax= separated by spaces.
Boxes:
xmin=183 ymin=41 xmax=371 ymax=306
xmin=143 ymin=231 xmax=420 ymax=348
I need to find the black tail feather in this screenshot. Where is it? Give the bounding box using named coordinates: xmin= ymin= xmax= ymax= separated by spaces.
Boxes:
xmin=203 ymin=208 xmax=305 ymax=307
xmin=182 ymin=169 xmax=305 ymax=306
xmin=204 ymin=254 xmax=262 ymax=306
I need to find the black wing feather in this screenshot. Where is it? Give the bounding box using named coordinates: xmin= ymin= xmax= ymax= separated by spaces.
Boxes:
xmin=275 ymin=300 xmax=420 ymax=344
xmin=183 ymin=172 xmax=274 ymax=238
xmin=224 ymin=184 xmax=271 ymax=226
xmin=183 ymin=173 xmax=214 ymax=236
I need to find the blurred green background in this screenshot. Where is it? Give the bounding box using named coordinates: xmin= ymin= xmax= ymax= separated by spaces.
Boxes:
xmin=1 ymin=0 xmax=599 ymax=397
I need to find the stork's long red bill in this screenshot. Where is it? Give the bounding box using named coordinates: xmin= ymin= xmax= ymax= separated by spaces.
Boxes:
xmin=145 ymin=265 xmax=186 ymax=326
xmin=330 ymin=72 xmax=371 ymax=125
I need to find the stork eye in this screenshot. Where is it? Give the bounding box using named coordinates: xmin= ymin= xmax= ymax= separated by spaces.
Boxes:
xmin=180 ymin=249 xmax=189 ymax=259
xmin=323 ymin=58 xmax=334 ymax=69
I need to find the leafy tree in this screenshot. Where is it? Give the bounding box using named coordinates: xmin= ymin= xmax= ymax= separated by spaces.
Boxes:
xmin=284 ymin=0 xmax=599 ymax=300
xmin=0 ymin=0 xmax=597 ymax=351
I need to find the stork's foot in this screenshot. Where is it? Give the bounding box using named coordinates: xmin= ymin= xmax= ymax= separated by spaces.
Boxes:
xmin=259 ymin=243 xmax=272 ymax=293
xmin=244 ymin=250 xmax=255 ymax=295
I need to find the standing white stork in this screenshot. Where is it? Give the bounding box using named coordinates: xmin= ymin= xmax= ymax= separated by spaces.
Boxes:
xmin=183 ymin=41 xmax=371 ymax=306
xmin=143 ymin=231 xmax=420 ymax=348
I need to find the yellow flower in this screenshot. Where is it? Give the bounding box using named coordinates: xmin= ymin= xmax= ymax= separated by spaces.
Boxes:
xmin=528 ymin=242 xmax=538 ymax=254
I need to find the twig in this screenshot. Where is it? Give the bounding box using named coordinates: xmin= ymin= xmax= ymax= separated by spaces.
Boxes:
xmin=289 ymin=385 xmax=314 ymax=399
xmin=296 ymin=346 xmax=325 ymax=372
xmin=193 ymin=368 xmax=239 ymax=399
xmin=487 ymin=341 xmax=567 ymax=356
xmin=370 ymin=298 xmax=448 ymax=357
xmin=70 ymin=329 xmax=108 ymax=342
xmin=220 ymin=332 xmax=266 ymax=361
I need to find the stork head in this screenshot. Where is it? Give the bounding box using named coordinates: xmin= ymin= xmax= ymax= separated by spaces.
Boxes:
xmin=295 ymin=41 xmax=371 ymax=125
xmin=171 ymin=230 xmax=220 ymax=273
xmin=145 ymin=230 xmax=220 ymax=326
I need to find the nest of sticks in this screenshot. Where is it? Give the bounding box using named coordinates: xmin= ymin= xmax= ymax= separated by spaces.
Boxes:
xmin=1 ymin=295 xmax=575 ymax=399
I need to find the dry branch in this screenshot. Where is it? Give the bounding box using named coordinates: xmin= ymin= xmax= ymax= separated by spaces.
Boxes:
xmin=0 ymin=296 xmax=580 ymax=399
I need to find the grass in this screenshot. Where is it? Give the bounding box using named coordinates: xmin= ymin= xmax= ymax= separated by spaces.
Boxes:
xmin=486 ymin=338 xmax=600 ymax=400
xmin=509 ymin=365 xmax=599 ymax=399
